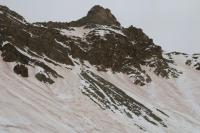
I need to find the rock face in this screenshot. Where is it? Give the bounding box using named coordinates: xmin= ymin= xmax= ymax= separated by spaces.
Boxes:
xmin=0 ymin=5 xmax=181 ymax=85
xmin=70 ymin=5 xmax=120 ymax=26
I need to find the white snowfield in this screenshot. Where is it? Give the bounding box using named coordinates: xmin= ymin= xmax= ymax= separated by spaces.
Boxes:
xmin=59 ymin=25 xmax=125 ymax=41
xmin=0 ymin=53 xmax=200 ymax=133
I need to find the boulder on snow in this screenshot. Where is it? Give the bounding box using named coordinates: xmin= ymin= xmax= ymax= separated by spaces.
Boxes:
xmin=13 ymin=64 xmax=28 ymax=77
xmin=35 ymin=73 xmax=54 ymax=84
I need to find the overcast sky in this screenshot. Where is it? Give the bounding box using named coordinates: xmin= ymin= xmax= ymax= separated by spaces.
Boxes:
xmin=0 ymin=0 xmax=200 ymax=53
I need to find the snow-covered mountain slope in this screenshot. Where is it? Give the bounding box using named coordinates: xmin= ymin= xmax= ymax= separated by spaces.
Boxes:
xmin=0 ymin=54 xmax=200 ymax=133
xmin=0 ymin=5 xmax=200 ymax=133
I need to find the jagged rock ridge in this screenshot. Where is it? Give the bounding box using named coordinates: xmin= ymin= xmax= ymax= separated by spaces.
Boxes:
xmin=0 ymin=5 xmax=181 ymax=86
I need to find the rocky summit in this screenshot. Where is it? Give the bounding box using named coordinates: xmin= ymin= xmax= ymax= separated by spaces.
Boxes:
xmin=70 ymin=5 xmax=121 ymax=26
xmin=0 ymin=5 xmax=200 ymax=133
xmin=0 ymin=5 xmax=181 ymax=85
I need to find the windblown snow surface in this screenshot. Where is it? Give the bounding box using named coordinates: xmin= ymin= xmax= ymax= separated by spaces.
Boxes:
xmin=0 ymin=52 xmax=200 ymax=133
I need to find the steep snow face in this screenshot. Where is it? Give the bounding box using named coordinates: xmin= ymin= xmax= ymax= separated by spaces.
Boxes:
xmin=0 ymin=55 xmax=200 ymax=133
xmin=59 ymin=26 xmax=91 ymax=39
xmin=58 ymin=25 xmax=124 ymax=41
xmin=0 ymin=58 xmax=135 ymax=133
xmin=165 ymin=52 xmax=200 ymax=70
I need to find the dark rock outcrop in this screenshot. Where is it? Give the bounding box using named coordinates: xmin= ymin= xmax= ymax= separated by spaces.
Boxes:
xmin=70 ymin=5 xmax=120 ymax=27
xmin=0 ymin=5 xmax=181 ymax=85
xmin=13 ymin=64 xmax=28 ymax=77
xmin=80 ymin=70 xmax=167 ymax=127
xmin=35 ymin=73 xmax=54 ymax=84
